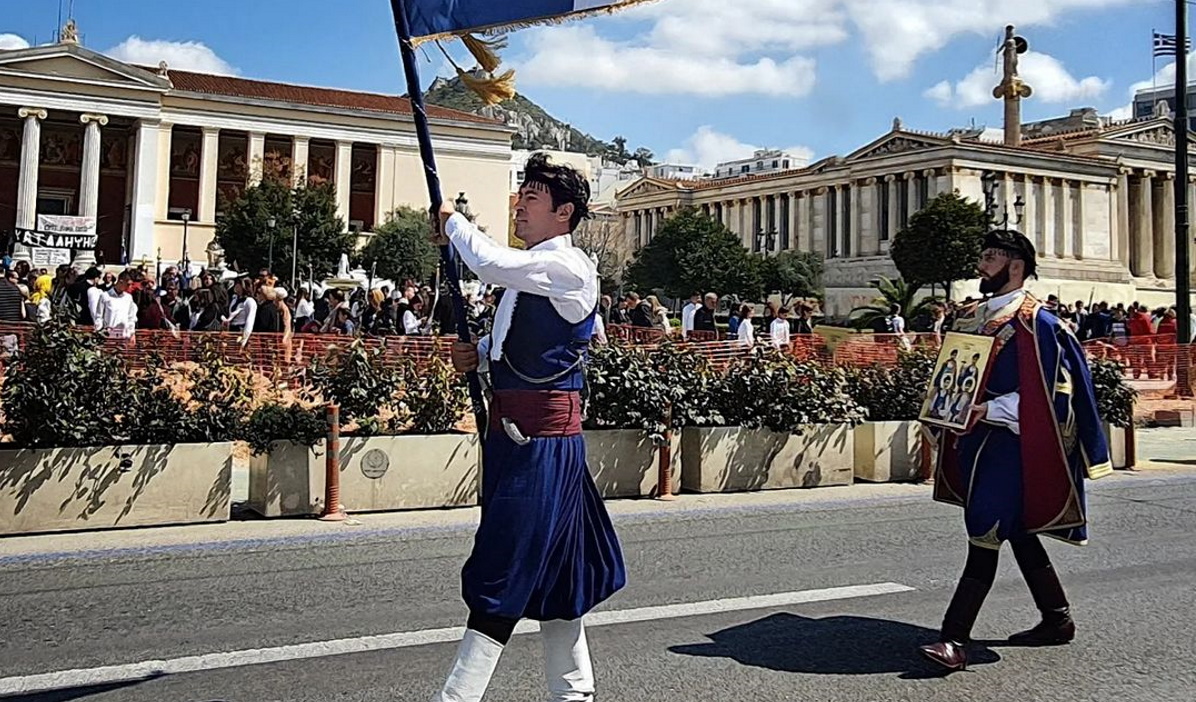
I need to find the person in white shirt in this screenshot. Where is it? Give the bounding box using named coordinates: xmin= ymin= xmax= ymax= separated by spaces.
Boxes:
xmin=95 ymin=271 xmax=138 ymax=339
xmin=86 ymin=276 xmax=106 ymax=328
xmin=647 ymin=294 xmax=671 ymax=336
xmin=432 ymin=153 xmax=624 ymax=702
xmin=770 ymin=306 xmax=791 ymax=349
xmin=680 ymin=292 xmax=700 ymax=339
xmin=224 ymin=279 xmax=258 ymax=345
xmin=402 ymin=298 xmax=425 ymax=335
xmin=737 ymin=304 xmax=756 ymax=346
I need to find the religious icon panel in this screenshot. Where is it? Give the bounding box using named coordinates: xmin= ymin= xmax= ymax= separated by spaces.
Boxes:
xmin=919 ymin=332 xmax=997 ymax=432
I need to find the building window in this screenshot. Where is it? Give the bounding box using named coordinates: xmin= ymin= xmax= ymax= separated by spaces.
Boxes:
xmin=772 ymin=160 xmax=779 ymax=168
xmin=827 ymin=189 xmax=839 ymax=258
xmin=897 ymin=177 xmax=910 ymax=229
xmin=757 ymin=161 xmax=763 ymax=169
xmin=783 ymin=160 xmax=790 ymax=169
xmin=879 ymin=181 xmax=891 ymax=242
xmin=752 ymin=198 xmax=762 ymax=251
xmin=741 ymin=165 xmax=750 ymax=174
xmin=916 ymin=175 xmax=929 ymax=209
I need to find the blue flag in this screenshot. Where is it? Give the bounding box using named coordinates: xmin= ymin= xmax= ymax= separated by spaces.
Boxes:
xmin=404 ymin=0 xmax=653 ymax=41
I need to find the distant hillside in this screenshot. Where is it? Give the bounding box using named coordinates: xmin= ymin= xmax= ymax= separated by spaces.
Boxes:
xmin=425 ymin=75 xmax=653 ymax=164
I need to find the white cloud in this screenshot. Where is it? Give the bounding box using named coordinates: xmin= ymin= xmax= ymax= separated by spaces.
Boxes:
xmin=926 ymin=50 xmax=1108 ymax=108
xmin=846 ymin=0 xmax=1140 ymax=81
xmin=105 ymin=35 xmax=237 ymax=75
xmin=0 ymin=33 xmax=30 ymax=51
xmin=517 ymin=25 xmax=816 ymax=97
xmin=1099 ymin=53 xmax=1196 ymax=121
xmin=664 ymin=126 xmax=814 ymax=171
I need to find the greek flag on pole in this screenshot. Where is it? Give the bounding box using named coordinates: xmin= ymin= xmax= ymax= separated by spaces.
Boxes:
xmin=1153 ymin=31 xmax=1191 ymax=57
xmin=403 ymin=0 xmax=653 ymax=41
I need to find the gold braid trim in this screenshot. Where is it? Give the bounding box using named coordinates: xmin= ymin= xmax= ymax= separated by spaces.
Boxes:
xmin=434 ymin=40 xmax=515 ymax=106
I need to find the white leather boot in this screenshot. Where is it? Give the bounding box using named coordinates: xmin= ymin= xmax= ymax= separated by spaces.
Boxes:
xmin=540 ymin=618 xmax=595 ymax=702
xmin=432 ymin=629 xmax=504 ymax=702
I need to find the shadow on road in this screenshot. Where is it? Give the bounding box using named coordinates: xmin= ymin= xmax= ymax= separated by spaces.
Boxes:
xmin=669 ymin=612 xmax=1000 ymax=677
xmin=0 ymin=675 xmax=167 ymax=702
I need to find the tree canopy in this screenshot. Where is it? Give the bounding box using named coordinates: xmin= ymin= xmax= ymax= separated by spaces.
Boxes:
xmin=889 ymin=191 xmax=988 ymax=296
xmin=624 ymin=208 xmax=762 ymax=301
xmin=761 ymin=250 xmax=824 ymax=305
xmin=359 ymin=207 xmax=439 ymax=285
xmin=215 ymin=180 xmax=353 ymax=280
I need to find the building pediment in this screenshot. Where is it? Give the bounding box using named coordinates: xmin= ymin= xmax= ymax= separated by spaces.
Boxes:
xmin=846 ymin=131 xmax=951 ymax=161
xmin=616 ymin=177 xmax=682 ymax=200
xmin=0 ymin=44 xmax=170 ymax=93
xmin=1104 ymin=120 xmax=1176 ymax=148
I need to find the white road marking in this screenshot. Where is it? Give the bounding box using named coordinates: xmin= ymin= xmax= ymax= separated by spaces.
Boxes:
xmin=0 ymin=582 xmax=913 ymax=695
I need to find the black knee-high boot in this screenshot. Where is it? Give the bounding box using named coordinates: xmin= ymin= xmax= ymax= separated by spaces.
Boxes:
xmin=919 ymin=545 xmax=997 ymax=671
xmin=1008 ymin=536 xmax=1075 ymax=645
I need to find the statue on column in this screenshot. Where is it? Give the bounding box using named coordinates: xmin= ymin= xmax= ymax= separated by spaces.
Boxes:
xmin=992 ymin=25 xmax=1032 ymax=147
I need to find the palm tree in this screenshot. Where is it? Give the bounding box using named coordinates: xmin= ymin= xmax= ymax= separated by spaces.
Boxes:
xmin=848 ymin=275 xmax=941 ymax=331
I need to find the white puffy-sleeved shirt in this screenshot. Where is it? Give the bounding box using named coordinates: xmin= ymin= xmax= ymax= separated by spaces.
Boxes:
xmin=445 ymin=213 xmax=598 ymax=363
xmin=770 ymin=317 xmax=790 ymax=349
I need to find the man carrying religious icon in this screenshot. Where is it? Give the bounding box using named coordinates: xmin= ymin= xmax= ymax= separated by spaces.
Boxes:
xmin=430 ymin=152 xmax=626 ymax=702
xmin=919 ymin=229 xmax=1110 ymax=672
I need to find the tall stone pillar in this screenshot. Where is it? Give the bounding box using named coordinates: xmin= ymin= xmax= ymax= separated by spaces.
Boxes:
xmin=1020 ymin=175 xmax=1037 ymax=248
xmin=248 ymin=131 xmax=266 ymax=186
xmin=1059 ymin=180 xmax=1074 ymax=258
xmin=1155 ymin=173 xmax=1175 ymax=280
xmin=796 ymin=192 xmax=811 ymax=253
xmin=129 ymin=119 xmax=162 ymax=263
xmin=334 ymin=140 xmax=353 ymax=229
xmin=860 ymin=177 xmax=878 ymax=256
xmin=1071 ymin=181 xmax=1085 ymax=260
xmin=1040 ymin=178 xmax=1058 ymax=258
xmin=812 ymin=187 xmax=827 ymax=258
xmin=75 ymin=113 xmax=108 ymax=268
xmin=885 ymin=175 xmax=898 ymax=242
xmin=1131 ymin=173 xmax=1155 ymax=278
xmin=198 ymin=128 xmax=220 ymax=223
xmin=154 ymin=123 xmax=173 ymax=222
xmin=14 ymin=107 xmax=47 ymax=261
xmin=291 ymin=135 xmax=310 ymax=187
xmin=924 ymin=169 xmax=939 ymax=200
xmin=1115 ymin=170 xmax=1131 ymax=267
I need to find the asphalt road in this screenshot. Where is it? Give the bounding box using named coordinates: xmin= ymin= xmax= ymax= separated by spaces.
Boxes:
xmin=1 ymin=470 xmax=1194 ymax=702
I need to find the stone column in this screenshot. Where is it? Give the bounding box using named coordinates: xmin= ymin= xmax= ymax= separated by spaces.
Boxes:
xmin=248 ymin=131 xmax=266 ymax=186
xmin=885 ymin=175 xmax=898 ymax=242
xmin=154 ymin=123 xmax=173 ymax=223
xmin=129 ymin=119 xmax=162 ymax=263
xmin=860 ymin=177 xmax=878 ymax=256
xmin=74 ymin=113 xmax=108 ymax=268
xmin=198 ymin=128 xmax=220 ymax=223
xmin=1115 ymin=170 xmax=1131 ymax=267
xmin=923 ymin=169 xmax=939 ymax=200
xmin=796 ymin=192 xmax=811 ymax=253
xmin=291 ymin=135 xmax=310 ymax=187
xmin=1058 ymin=180 xmax=1073 ymax=258
xmin=1071 ymin=181 xmax=1085 ymax=260
xmin=334 ymin=140 xmax=353 ymax=229
xmin=1020 ymin=175 xmax=1037 ymax=248
xmin=374 ymin=144 xmax=396 ymax=226
xmin=812 ymin=187 xmax=827 ymax=257
xmin=904 ymin=171 xmax=917 ymax=223
xmin=1155 ymin=173 xmax=1175 ymax=280
xmin=832 ymin=185 xmax=845 ymax=258
xmin=1040 ymin=177 xmax=1057 ymax=258
xmin=14 ymin=107 xmax=47 ymax=261
xmin=1131 ymin=173 xmax=1154 ymax=278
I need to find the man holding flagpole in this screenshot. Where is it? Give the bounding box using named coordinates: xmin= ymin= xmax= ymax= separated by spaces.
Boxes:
xmin=431 ymin=153 xmax=625 ymax=702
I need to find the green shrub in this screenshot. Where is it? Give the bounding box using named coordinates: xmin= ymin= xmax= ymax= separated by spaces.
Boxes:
xmin=241 ymin=403 xmax=326 ymax=455
xmin=715 ymin=347 xmax=864 ymax=433
xmin=844 ymin=347 xmax=936 ymax=422
xmin=1089 ymin=358 xmax=1137 ymax=429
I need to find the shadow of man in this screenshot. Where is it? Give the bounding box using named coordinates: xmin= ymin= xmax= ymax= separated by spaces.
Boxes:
xmin=669 ymin=612 xmax=1000 ymax=678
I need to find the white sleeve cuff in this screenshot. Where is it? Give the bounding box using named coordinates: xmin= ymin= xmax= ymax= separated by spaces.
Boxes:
xmin=986 ymin=392 xmax=1020 ymax=435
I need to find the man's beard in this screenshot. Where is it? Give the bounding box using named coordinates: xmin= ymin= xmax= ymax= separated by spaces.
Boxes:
xmin=979 ymin=264 xmax=1011 ymax=295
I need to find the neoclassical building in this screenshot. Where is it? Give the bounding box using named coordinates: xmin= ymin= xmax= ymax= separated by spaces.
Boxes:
xmin=0 ymin=33 xmax=513 ymax=269
xmin=617 ymin=113 xmax=1196 ymax=315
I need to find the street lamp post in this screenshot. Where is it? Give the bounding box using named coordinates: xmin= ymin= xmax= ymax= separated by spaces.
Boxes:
xmin=180 ymin=209 xmax=191 ymax=276
xmin=267 ymin=216 xmax=277 ymax=274
xmin=291 ymin=220 xmax=299 ymax=292
xmin=981 ymin=171 xmax=1025 ymax=228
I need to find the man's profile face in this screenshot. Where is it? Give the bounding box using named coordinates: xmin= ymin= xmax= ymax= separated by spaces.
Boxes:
xmin=514 ymin=181 xmax=571 ymax=246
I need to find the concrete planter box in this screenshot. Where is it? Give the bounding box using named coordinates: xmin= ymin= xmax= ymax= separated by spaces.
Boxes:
xmin=0 ymin=443 xmax=233 ymax=535
xmin=680 ymin=425 xmax=854 ymax=493
xmin=853 ymin=421 xmax=922 ymax=482
xmin=585 ymin=429 xmax=681 ymax=498
xmin=248 ymin=433 xmax=479 ymax=517
xmin=1104 ymin=424 xmax=1129 ymax=469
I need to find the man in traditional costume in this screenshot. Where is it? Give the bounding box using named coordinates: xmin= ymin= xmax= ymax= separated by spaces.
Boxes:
xmin=919 ymin=229 xmax=1111 ymax=671
xmin=431 ymin=153 xmax=626 ymax=701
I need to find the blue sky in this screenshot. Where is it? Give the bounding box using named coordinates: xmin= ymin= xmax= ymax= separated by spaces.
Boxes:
xmin=0 ymin=0 xmax=1182 ymax=169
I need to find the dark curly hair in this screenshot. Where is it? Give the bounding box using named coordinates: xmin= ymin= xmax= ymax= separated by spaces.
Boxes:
xmin=521 ymin=152 xmax=591 ymax=231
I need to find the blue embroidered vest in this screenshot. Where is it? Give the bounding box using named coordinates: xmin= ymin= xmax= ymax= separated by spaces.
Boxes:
xmin=491 ymin=293 xmax=595 ymax=392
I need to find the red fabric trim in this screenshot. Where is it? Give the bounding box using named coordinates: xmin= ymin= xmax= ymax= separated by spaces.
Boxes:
xmin=490 ymin=390 xmax=583 ymax=437
xmin=1014 ymin=322 xmax=1073 ymax=530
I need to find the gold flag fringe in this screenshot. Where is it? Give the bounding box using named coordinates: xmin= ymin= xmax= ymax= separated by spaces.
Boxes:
xmin=461 ymin=34 xmax=506 ymax=74
xmin=435 ymin=39 xmax=516 ymax=106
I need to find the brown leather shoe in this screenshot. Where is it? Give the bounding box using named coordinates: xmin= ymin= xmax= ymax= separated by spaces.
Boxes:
xmin=918 ymin=640 xmax=968 ymax=671
xmin=1008 ymin=609 xmax=1075 ymax=646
